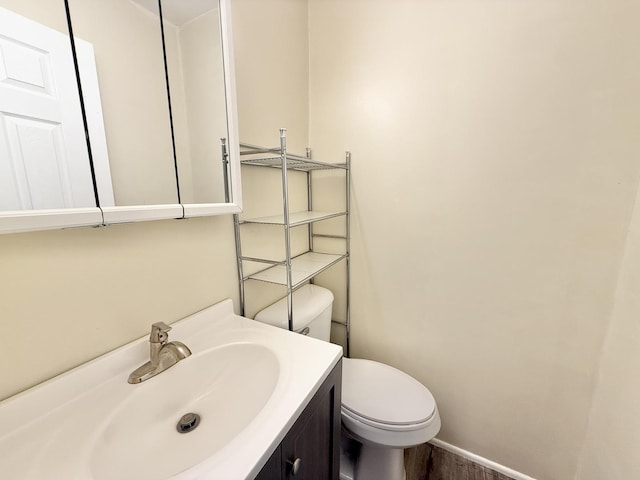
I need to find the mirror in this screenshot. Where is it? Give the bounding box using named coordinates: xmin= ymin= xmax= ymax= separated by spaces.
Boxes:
xmin=66 ymin=0 xmax=179 ymax=208
xmin=160 ymin=0 xmax=230 ymax=205
xmin=0 ymin=0 xmax=241 ymax=233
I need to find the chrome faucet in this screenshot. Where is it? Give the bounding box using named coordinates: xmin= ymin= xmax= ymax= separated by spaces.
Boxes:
xmin=128 ymin=322 xmax=192 ymax=384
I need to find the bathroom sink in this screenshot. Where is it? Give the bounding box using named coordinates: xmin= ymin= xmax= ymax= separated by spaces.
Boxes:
xmin=0 ymin=299 xmax=343 ymax=479
xmin=91 ymin=343 xmax=279 ymax=480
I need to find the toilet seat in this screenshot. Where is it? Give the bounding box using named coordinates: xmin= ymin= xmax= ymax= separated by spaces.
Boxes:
xmin=340 ymin=358 xmax=441 ymax=448
xmin=341 ymin=406 xmax=435 ymax=432
xmin=341 ymin=358 xmax=436 ymax=427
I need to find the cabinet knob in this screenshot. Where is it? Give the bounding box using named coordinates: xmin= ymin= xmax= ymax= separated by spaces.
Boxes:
xmin=287 ymin=457 xmax=302 ymax=475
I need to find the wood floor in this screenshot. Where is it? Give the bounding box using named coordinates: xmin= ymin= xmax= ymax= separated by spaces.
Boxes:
xmin=405 ymin=443 xmax=516 ymax=480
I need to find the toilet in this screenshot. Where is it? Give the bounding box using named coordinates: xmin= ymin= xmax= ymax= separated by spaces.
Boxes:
xmin=254 ymin=285 xmax=441 ymax=480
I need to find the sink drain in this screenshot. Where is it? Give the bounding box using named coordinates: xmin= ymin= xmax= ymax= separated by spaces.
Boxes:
xmin=176 ymin=413 xmax=201 ymax=433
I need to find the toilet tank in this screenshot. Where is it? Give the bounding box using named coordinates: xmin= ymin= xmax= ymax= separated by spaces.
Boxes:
xmin=254 ymin=285 xmax=334 ymax=341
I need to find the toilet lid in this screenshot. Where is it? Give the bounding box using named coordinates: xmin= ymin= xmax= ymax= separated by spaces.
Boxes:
xmin=342 ymin=358 xmax=436 ymax=426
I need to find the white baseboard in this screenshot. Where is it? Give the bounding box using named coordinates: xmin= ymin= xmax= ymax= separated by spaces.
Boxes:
xmin=429 ymin=438 xmax=537 ymax=480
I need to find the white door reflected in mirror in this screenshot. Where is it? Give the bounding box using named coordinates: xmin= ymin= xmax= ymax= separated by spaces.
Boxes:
xmin=0 ymin=6 xmax=113 ymax=211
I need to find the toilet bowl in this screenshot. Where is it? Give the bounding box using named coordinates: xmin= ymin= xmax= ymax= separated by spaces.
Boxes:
xmin=339 ymin=357 xmax=440 ymax=480
xmin=254 ymin=285 xmax=441 ymax=480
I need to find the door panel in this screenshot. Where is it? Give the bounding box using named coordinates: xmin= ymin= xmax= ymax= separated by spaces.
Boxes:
xmin=2 ymin=114 xmax=72 ymax=209
xmin=0 ymin=6 xmax=95 ymax=210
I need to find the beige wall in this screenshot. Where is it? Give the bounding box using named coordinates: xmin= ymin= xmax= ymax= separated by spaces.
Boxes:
xmin=0 ymin=217 xmax=238 ymax=399
xmin=576 ymin=188 xmax=640 ymax=478
xmin=308 ymin=1 xmax=640 ymax=479
xmin=0 ymin=1 xmax=68 ymax=33
xmin=232 ymin=0 xmax=309 ymax=152
xmin=178 ymin=8 xmax=228 ymax=204
xmin=0 ymin=0 xmax=309 ymax=401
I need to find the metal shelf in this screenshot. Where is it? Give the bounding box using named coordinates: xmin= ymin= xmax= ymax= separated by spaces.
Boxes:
xmin=241 ymin=210 xmax=347 ymax=227
xmin=232 ymin=129 xmax=351 ymax=356
xmin=240 ymin=143 xmax=348 ymax=172
xmin=246 ymin=252 xmax=346 ymax=287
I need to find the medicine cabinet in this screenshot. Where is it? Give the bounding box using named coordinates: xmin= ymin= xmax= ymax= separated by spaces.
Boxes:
xmin=0 ymin=0 xmax=241 ymax=234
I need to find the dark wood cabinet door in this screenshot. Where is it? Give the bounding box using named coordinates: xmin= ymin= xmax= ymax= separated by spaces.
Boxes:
xmin=254 ymin=360 xmax=342 ymax=480
xmin=282 ymin=361 xmax=342 ymax=480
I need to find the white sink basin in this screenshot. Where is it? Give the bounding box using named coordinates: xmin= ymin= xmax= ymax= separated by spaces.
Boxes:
xmin=0 ymin=299 xmax=342 ymax=479
xmin=91 ymin=343 xmax=279 ymax=480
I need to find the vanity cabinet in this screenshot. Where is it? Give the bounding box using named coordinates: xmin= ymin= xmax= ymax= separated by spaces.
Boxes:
xmin=255 ymin=359 xmax=342 ymax=480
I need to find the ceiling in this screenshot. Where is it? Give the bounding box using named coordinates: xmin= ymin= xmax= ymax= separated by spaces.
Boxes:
xmin=130 ymin=0 xmax=217 ymax=26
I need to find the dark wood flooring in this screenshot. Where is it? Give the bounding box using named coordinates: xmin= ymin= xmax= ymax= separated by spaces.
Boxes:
xmin=405 ymin=443 xmax=516 ymax=480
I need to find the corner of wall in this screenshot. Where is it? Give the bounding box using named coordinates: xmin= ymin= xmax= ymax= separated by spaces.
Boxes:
xmin=574 ymin=172 xmax=640 ymax=479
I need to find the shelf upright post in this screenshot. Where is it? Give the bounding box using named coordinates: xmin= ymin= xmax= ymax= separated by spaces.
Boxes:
xmin=233 ymin=213 xmax=245 ymax=316
xmin=306 ymin=147 xmax=314 ymax=284
xmin=221 ymin=137 xmax=230 ymax=203
xmin=280 ymin=128 xmax=294 ymax=331
xmin=227 ymin=137 xmax=245 ymax=316
xmin=345 ymin=151 xmax=351 ymax=357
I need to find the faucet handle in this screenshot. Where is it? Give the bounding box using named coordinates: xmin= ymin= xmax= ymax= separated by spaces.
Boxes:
xmin=150 ymin=321 xmax=172 ymax=344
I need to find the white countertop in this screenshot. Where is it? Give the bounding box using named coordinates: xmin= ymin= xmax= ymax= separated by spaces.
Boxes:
xmin=0 ymin=299 xmax=343 ymax=479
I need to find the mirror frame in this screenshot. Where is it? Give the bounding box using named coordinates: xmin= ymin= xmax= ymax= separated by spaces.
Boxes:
xmin=0 ymin=0 xmax=241 ymax=235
